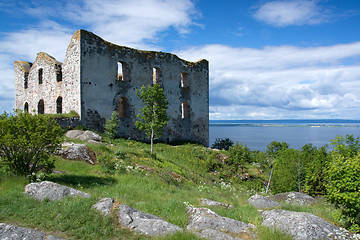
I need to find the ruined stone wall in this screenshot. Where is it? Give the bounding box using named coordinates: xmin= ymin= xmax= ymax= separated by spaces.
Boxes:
xmin=78 ymin=30 xmax=209 ymax=145
xmin=15 ymin=53 xmax=64 ymax=114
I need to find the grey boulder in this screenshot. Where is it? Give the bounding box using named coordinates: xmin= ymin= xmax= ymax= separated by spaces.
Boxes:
xmin=24 ymin=181 xmax=90 ymax=201
xmin=201 ymin=198 xmax=233 ymax=208
xmin=261 ymin=209 xmax=357 ymax=240
xmin=77 ymin=130 xmax=102 ymax=141
xmin=65 ymin=130 xmax=83 ymax=139
xmin=0 ymin=223 xmax=66 ymax=240
xmin=118 ymin=204 xmax=182 ymax=237
xmin=271 ymin=192 xmax=317 ymax=206
xmin=92 ymin=198 xmax=114 ymax=217
xmin=247 ymin=194 xmax=282 ymax=209
xmin=57 ymin=144 xmax=97 ymax=165
xmin=187 ymin=207 xmax=255 ymax=240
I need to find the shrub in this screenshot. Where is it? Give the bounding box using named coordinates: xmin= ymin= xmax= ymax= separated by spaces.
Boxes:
xmin=0 ymin=111 xmax=63 ymax=178
xmin=105 ymin=111 xmax=120 ymax=141
xmin=326 ymin=152 xmax=360 ymax=232
xmin=227 ymin=142 xmax=251 ymax=166
xmin=211 ymin=138 xmax=234 ymax=150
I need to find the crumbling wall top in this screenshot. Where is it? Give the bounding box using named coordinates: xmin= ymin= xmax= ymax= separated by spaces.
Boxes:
xmin=34 ymin=52 xmax=62 ymax=66
xmin=14 ymin=61 xmax=32 ymax=72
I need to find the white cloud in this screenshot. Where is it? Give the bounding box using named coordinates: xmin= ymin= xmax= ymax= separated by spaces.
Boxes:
xmin=0 ymin=0 xmax=198 ymax=113
xmin=177 ymin=42 xmax=360 ymax=119
xmin=253 ymin=0 xmax=331 ymax=27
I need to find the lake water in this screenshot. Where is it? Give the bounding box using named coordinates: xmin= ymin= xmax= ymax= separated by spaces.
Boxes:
xmin=209 ymin=120 xmax=360 ymax=152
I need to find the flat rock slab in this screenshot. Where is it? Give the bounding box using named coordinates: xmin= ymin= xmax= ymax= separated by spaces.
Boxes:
xmin=0 ymin=223 xmax=66 ymax=240
xmin=24 ymin=181 xmax=90 ymax=201
xmin=118 ymin=204 xmax=182 ymax=237
xmin=271 ymin=192 xmax=316 ymax=206
xmin=57 ymin=144 xmax=97 ymax=165
xmin=187 ymin=207 xmax=255 ymax=240
xmin=92 ymin=198 xmax=114 ymax=217
xmin=201 ymin=198 xmax=233 ymax=208
xmin=65 ymin=130 xmax=102 ymax=141
xmin=262 ymin=209 xmax=357 ymax=240
xmin=247 ymin=194 xmax=282 ymax=209
xmin=65 ymin=130 xmax=83 ymax=139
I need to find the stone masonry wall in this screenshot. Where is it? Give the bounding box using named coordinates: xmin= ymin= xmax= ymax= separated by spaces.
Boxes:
xmin=78 ymin=30 xmax=209 ymax=146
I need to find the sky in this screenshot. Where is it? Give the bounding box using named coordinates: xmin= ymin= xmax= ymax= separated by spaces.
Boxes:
xmin=1 ymin=0 xmax=360 ymax=120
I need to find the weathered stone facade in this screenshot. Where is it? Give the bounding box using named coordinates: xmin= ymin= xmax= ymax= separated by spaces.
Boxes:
xmin=15 ymin=30 xmax=209 ymax=146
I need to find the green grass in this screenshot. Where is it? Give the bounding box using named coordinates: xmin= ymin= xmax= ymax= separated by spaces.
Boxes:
xmin=0 ymin=138 xmax=344 ymax=240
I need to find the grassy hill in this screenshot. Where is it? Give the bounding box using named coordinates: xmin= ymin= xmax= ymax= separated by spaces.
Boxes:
xmin=0 ymin=138 xmax=341 ymax=240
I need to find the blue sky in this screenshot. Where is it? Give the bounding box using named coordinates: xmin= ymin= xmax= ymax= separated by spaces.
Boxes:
xmin=1 ymin=0 xmax=360 ymax=120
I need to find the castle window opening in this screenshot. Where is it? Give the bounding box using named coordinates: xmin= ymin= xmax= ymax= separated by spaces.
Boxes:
xmin=24 ymin=73 xmax=28 ymax=89
xmin=38 ymin=99 xmax=44 ymax=114
xmin=117 ymin=97 xmax=128 ymax=118
xmin=24 ymin=102 xmax=29 ymax=112
xmin=56 ymin=96 xmax=63 ymax=114
xmin=56 ymin=65 xmax=62 ymax=82
xmin=38 ymin=68 xmax=43 ymax=84
xmin=182 ymin=102 xmax=190 ymax=119
xmin=153 ymin=67 xmax=161 ymax=84
xmin=181 ymin=72 xmax=189 ymax=87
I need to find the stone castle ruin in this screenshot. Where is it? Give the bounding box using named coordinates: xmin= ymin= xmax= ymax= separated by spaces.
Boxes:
xmin=14 ymin=30 xmax=209 ymax=146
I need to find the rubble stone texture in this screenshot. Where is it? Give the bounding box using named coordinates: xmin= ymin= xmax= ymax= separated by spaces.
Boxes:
xmin=14 ymin=29 xmax=209 ymax=146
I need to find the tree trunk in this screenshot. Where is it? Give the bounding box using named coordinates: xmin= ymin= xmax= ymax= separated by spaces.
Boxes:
xmin=151 ymin=128 xmax=154 ymax=155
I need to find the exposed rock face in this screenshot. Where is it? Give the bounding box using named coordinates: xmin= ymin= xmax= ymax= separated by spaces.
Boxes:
xmin=0 ymin=223 xmax=66 ymax=240
xmin=271 ymin=192 xmax=317 ymax=206
xmin=57 ymin=144 xmax=97 ymax=164
xmin=65 ymin=130 xmax=83 ymax=139
xmin=261 ymin=209 xmax=357 ymax=240
xmin=200 ymin=198 xmax=233 ymax=208
xmin=247 ymin=194 xmax=282 ymax=209
xmin=118 ymin=204 xmax=182 ymax=236
xmin=65 ymin=130 xmax=102 ymax=141
xmin=77 ymin=130 xmax=102 ymax=141
xmin=92 ymin=198 xmax=114 ymax=217
xmin=24 ymin=181 xmax=90 ymax=201
xmin=186 ymin=207 xmax=255 ymax=240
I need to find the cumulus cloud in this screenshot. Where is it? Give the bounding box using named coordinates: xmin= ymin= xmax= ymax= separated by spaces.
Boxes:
xmin=177 ymin=42 xmax=360 ymax=119
xmin=0 ymin=0 xmax=198 ymax=112
xmin=253 ymin=0 xmax=331 ymax=27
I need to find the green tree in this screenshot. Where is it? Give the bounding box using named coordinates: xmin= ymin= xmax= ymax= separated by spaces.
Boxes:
xmin=0 ymin=111 xmax=63 ymax=178
xmin=327 ymin=152 xmax=360 ymax=232
xmin=266 ymin=141 xmax=289 ymax=157
xmin=136 ymin=84 xmax=169 ymax=154
xmin=105 ymin=111 xmax=120 ymax=142
xmin=227 ymin=142 xmax=251 ymax=166
xmin=211 ymin=138 xmax=234 ymax=150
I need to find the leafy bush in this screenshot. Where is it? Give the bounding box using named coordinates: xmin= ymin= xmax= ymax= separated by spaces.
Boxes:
xmin=301 ymin=144 xmax=328 ymax=196
xmin=0 ymin=111 xmax=63 ymax=177
xmin=227 ymin=142 xmax=251 ymax=166
xmin=105 ymin=111 xmax=120 ymax=141
xmin=211 ymin=138 xmax=234 ymax=150
xmin=327 ymin=152 xmax=360 ymax=232
xmin=266 ymin=141 xmax=289 ymax=157
xmin=271 ymin=148 xmax=300 ymax=194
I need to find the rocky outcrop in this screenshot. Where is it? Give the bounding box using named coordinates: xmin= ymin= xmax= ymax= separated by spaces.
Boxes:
xmin=57 ymin=144 xmax=97 ymax=165
xmin=261 ymin=209 xmax=357 ymax=240
xmin=200 ymin=198 xmax=233 ymax=208
xmin=118 ymin=204 xmax=182 ymax=237
xmin=186 ymin=207 xmax=255 ymax=240
xmin=0 ymin=223 xmax=66 ymax=240
xmin=271 ymin=192 xmax=317 ymax=206
xmin=247 ymin=194 xmax=282 ymax=209
xmin=24 ymin=181 xmax=90 ymax=201
xmin=92 ymin=198 xmax=114 ymax=217
xmin=65 ymin=130 xmax=102 ymax=141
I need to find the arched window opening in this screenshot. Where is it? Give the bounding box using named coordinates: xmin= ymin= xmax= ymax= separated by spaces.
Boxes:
xmin=182 ymin=102 xmax=190 ymax=119
xmin=56 ymin=65 xmax=62 ymax=82
xmin=181 ymin=72 xmax=189 ymax=87
xmin=56 ymin=96 xmax=63 ymax=114
xmin=38 ymin=68 xmax=43 ymax=84
xmin=117 ymin=97 xmax=128 ymax=118
xmin=38 ymin=99 xmax=44 ymax=114
xmin=24 ymin=73 xmax=29 ymax=89
xmin=153 ymin=67 xmax=161 ymax=84
xmin=24 ymin=102 xmax=29 ymax=112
